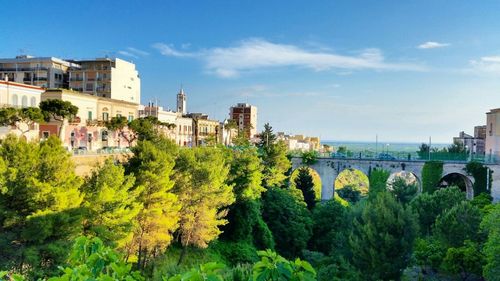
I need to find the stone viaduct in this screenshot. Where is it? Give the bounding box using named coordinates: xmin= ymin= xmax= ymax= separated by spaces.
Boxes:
xmin=291 ymin=157 xmax=500 ymax=201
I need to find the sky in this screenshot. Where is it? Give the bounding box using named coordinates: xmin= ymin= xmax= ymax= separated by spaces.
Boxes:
xmin=2 ymin=1 xmax=500 ymax=143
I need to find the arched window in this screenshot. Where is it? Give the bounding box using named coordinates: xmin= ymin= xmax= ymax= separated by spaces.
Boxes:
xmin=30 ymin=97 xmax=37 ymax=107
xmin=21 ymin=96 xmax=28 ymax=108
xmin=11 ymin=95 xmax=18 ymax=106
xmin=102 ymin=107 xmax=109 ymax=121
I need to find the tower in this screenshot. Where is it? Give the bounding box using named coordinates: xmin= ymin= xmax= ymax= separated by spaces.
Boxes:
xmin=177 ymin=87 xmax=187 ymax=115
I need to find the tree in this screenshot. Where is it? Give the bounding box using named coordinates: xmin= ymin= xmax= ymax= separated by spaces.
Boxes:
xmin=0 ymin=107 xmax=44 ymax=137
xmin=466 ymin=161 xmax=491 ymax=196
xmin=0 ymin=135 xmax=83 ymax=278
xmin=388 ymin=176 xmax=418 ymax=205
xmin=125 ymin=140 xmax=180 ymax=270
xmin=173 ymin=147 xmax=235 ymax=264
xmin=481 ymin=203 xmax=500 ymax=281
xmin=441 ymin=240 xmax=484 ymax=281
xmin=257 ymin=123 xmax=277 ymax=149
xmin=368 ymin=168 xmax=390 ymax=197
xmin=105 ymin=116 xmax=135 ymax=147
xmin=252 ymin=250 xmax=316 ymax=281
xmin=225 ymin=147 xmax=264 ymax=201
xmin=81 ymin=159 xmax=142 ymax=249
xmin=309 ymin=200 xmax=350 ymax=256
xmin=349 ymin=192 xmax=418 ymax=281
xmin=262 ymin=188 xmax=312 ymax=259
xmin=447 ymin=140 xmax=467 ymax=154
xmin=421 ymin=161 xmax=443 ymax=193
xmin=413 ymin=237 xmax=446 ymax=274
xmin=433 ymin=201 xmax=482 ymax=248
xmin=301 ymin=150 xmax=318 ymax=166
xmin=410 ymin=186 xmax=465 ymax=236
xmin=417 ymin=143 xmax=430 ymax=159
xmin=39 ymin=99 xmax=78 ymax=137
xmin=336 ymin=185 xmax=361 ymax=204
xmin=294 ymin=167 xmax=316 ymax=210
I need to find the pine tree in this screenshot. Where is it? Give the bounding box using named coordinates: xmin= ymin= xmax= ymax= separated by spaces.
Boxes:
xmin=349 ymin=192 xmax=418 ymax=281
xmin=0 ymin=135 xmax=83 ymax=278
xmin=294 ymin=167 xmax=316 ymax=210
xmin=82 ymin=158 xmax=142 ymax=249
xmin=173 ymin=147 xmax=235 ymax=264
xmin=125 ymin=140 xmax=180 ymax=270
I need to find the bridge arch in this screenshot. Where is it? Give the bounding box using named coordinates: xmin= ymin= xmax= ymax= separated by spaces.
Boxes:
xmin=334 ymin=168 xmax=369 ymax=199
xmin=438 ymin=172 xmax=474 ymax=199
xmin=387 ymin=171 xmax=422 ymax=193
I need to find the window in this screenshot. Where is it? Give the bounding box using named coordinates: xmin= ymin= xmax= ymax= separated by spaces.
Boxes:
xmin=102 ymin=112 xmax=109 ymax=121
xmin=42 ymin=131 xmax=50 ymax=139
xmin=86 ymin=83 xmax=94 ymax=91
xmin=88 ymin=111 xmax=93 ymax=121
xmin=11 ymin=95 xmax=18 ymax=106
xmin=21 ymin=96 xmax=28 ymax=108
xmin=102 ymin=130 xmax=108 ymax=141
xmin=128 ymin=115 xmax=134 ymax=122
xmin=30 ymin=97 xmax=37 ymax=107
xmin=490 ymin=123 xmax=493 ymax=136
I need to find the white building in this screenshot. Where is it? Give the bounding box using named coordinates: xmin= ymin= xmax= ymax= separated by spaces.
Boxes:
xmin=69 ymin=58 xmax=141 ymax=104
xmin=486 ymin=108 xmax=500 ymax=161
xmin=0 ymin=80 xmax=44 ymax=140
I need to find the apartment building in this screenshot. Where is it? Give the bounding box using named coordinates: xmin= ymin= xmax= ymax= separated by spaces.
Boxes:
xmin=0 ymin=80 xmax=44 ymax=140
xmin=40 ymin=89 xmax=139 ymax=150
xmin=229 ymin=103 xmax=258 ymax=139
xmin=0 ymin=55 xmax=78 ymax=88
xmin=68 ymin=58 xmax=140 ymax=103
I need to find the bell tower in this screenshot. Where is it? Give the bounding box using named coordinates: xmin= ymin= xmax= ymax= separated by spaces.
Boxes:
xmin=177 ymin=87 xmax=187 ymax=115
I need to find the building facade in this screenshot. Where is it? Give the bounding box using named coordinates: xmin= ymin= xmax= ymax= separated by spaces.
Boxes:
xmin=486 ymin=108 xmax=500 ymax=160
xmin=0 ymin=80 xmax=44 ymax=140
xmin=0 ymin=55 xmax=78 ymax=88
xmin=69 ymin=58 xmax=140 ymax=103
xmin=229 ymin=103 xmax=258 ymax=139
xmin=40 ymin=89 xmax=139 ymax=151
xmin=277 ymin=132 xmax=321 ymax=152
xmin=188 ymin=113 xmax=220 ymax=146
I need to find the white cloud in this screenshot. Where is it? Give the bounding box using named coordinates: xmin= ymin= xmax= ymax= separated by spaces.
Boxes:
xmin=417 ymin=41 xmax=450 ymax=49
xmin=469 ymin=56 xmax=500 ymax=74
xmin=118 ymin=47 xmax=149 ymax=59
xmin=153 ymin=38 xmax=425 ymax=78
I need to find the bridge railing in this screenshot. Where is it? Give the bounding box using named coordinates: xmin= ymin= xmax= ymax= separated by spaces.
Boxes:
xmin=290 ymin=150 xmax=499 ymax=164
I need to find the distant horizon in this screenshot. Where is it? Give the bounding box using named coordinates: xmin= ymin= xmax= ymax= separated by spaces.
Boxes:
xmin=322 ymin=140 xmax=451 ymax=145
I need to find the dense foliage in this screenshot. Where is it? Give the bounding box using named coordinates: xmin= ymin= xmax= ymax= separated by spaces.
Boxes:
xmin=0 ymin=121 xmax=498 ymax=280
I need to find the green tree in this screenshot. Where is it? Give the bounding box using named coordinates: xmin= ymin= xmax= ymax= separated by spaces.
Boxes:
xmin=105 ymin=116 xmax=136 ymax=147
xmin=252 ymin=250 xmax=316 ymax=281
xmin=349 ymin=192 xmax=418 ymax=281
xmin=39 ymin=99 xmax=78 ymax=137
xmin=309 ymin=199 xmax=350 ymax=256
xmin=257 ymin=124 xmax=291 ymax=189
xmin=388 ymin=176 xmax=418 ymax=205
xmin=368 ymin=168 xmax=390 ymax=197
xmin=481 ymin=203 xmax=500 ymax=281
xmin=410 ymin=186 xmax=465 ymax=236
xmin=336 ymin=185 xmax=361 ymax=204
xmin=173 ymin=147 xmax=235 ymax=264
xmin=301 ymin=150 xmax=318 ymax=166
xmin=0 ymin=135 xmax=83 ymax=278
xmin=413 ymin=237 xmax=446 ymax=273
xmin=433 ymin=201 xmax=482 ymax=248
xmin=262 ymin=188 xmax=312 ymax=259
xmin=417 ymin=143 xmax=430 ymax=159
xmin=226 ymin=147 xmax=265 ymax=201
xmin=294 ymin=167 xmax=316 ymax=210
xmin=81 ymin=159 xmax=142 ymax=249
xmin=421 ymin=161 xmax=443 ymax=193
xmin=0 ymin=107 xmax=44 ymax=137
xmin=125 ymin=140 xmax=180 ymax=270
xmin=466 ymin=161 xmax=491 ymax=196
xmin=441 ymin=240 xmax=484 ymax=281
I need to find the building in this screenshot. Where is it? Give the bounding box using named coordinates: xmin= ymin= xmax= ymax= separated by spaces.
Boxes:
xmin=229 ymin=103 xmax=258 ymax=139
xmin=486 ymin=108 xmax=500 ymax=160
xmin=40 ymin=89 xmax=139 ymax=151
xmin=0 ymin=80 xmax=44 ymax=140
xmin=68 ymin=58 xmax=140 ymax=103
xmin=187 ymin=113 xmax=220 ymax=146
xmin=277 ymin=132 xmax=321 ymax=152
xmin=219 ymin=119 xmax=238 ymax=146
xmin=453 ymin=130 xmax=485 ymax=156
xmin=139 ymin=104 xmax=193 ymax=147
xmin=0 ymin=55 xmax=78 ymax=88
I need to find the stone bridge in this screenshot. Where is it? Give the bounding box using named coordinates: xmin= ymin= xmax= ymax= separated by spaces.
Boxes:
xmin=291 ymin=157 xmax=500 ymax=201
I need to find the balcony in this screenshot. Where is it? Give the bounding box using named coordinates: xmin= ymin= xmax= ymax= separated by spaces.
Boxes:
xmin=86 ymin=119 xmax=106 ymax=127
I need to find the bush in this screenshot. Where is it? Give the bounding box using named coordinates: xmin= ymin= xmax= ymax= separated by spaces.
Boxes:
xmin=422 ymin=161 xmax=443 ymax=193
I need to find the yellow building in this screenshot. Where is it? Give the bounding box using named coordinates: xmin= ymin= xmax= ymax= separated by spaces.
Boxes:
xmin=188 ymin=113 xmax=220 ymax=146
xmin=41 ymin=89 xmax=139 ymax=151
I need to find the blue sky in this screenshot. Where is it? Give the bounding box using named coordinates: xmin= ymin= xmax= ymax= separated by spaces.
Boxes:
xmin=2 ymin=1 xmax=500 ymax=143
